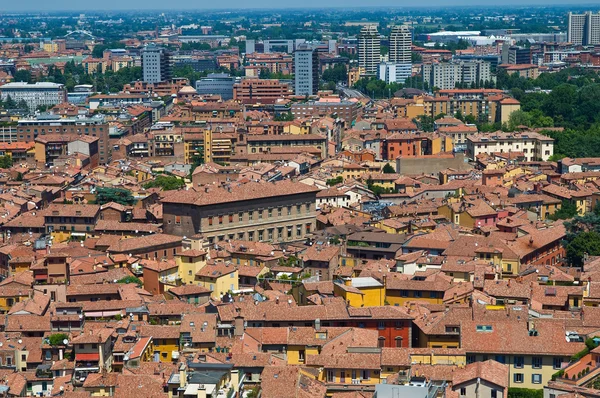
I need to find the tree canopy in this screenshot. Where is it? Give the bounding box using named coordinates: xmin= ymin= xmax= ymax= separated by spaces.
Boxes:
xmin=95 ymin=187 xmax=136 ymax=206
xmin=143 ymin=175 xmax=186 ymax=191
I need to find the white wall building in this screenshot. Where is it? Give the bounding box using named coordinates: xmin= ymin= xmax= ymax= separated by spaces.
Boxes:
xmin=0 ymin=82 xmax=66 ymax=111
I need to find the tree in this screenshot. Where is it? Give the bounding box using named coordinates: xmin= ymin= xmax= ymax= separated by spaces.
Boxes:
xmin=326 ymin=176 xmax=343 ymax=186
xmin=506 ymin=109 xmax=532 ymax=130
xmin=566 ymin=231 xmax=600 ymax=267
xmin=143 ymin=175 xmax=185 ymax=191
xmin=3 ymin=95 xmax=16 ymax=109
xmin=95 ymin=187 xmax=136 ymax=206
xmin=382 ymin=163 xmax=395 ymax=173
xmin=48 ymin=333 xmax=69 ymax=346
xmin=17 ymin=100 xmax=29 ymax=113
xmin=549 ymin=200 xmax=578 ymax=220
xmin=274 ymin=112 xmax=294 ymax=122
xmin=117 ymin=276 xmax=143 ymax=287
xmin=0 ymin=155 xmax=13 ymax=169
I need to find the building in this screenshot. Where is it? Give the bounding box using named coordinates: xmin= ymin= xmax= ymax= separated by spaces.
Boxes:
xmin=467 ymin=131 xmax=554 ymax=162
xmin=358 ymin=25 xmax=381 ymax=75
xmin=0 ymin=82 xmax=66 ymax=111
xmin=17 ymin=114 xmax=111 ymax=164
xmin=389 ymin=25 xmax=411 ymax=64
xmin=291 ymin=98 xmax=361 ymax=122
xmin=41 ymin=204 xmax=100 ymax=242
xmin=233 ymin=79 xmax=291 ymax=105
xmin=161 ymin=180 xmax=319 ymax=244
xmin=195 ymin=73 xmax=235 ymax=100
xmin=378 ymin=62 xmax=412 ymax=84
xmin=245 ymin=53 xmax=293 ymax=74
xmin=294 ymin=44 xmax=319 ymax=96
xmin=142 ymin=44 xmax=172 ymax=83
xmin=422 ymin=61 xmax=493 ymax=90
xmin=568 ymin=11 xmax=600 ymax=46
xmin=501 ymin=44 xmax=532 ymax=65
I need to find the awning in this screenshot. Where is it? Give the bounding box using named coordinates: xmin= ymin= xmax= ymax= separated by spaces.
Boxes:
xmin=75 ymin=353 xmax=100 ymax=361
xmin=70 ymin=232 xmax=87 ymax=237
xmin=85 ymin=310 xmax=121 ymax=317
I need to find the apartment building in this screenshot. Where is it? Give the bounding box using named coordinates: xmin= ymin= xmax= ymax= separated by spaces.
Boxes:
xmin=161 ymin=180 xmax=319 ymax=244
xmin=294 ymin=44 xmax=319 ymax=96
xmin=142 ymin=44 xmax=172 ymax=83
xmin=240 ymin=133 xmax=328 ymax=159
xmin=245 ymin=53 xmax=293 ymax=75
xmin=41 ymin=204 xmax=100 ymax=242
xmin=358 ymin=25 xmax=381 ymax=75
xmin=291 ymin=98 xmax=362 ymax=122
xmin=233 ymin=78 xmax=291 ymax=105
xmin=467 ymin=131 xmax=554 ymax=162
xmin=422 ymin=60 xmax=493 ymax=90
xmin=17 ymin=114 xmax=111 ymax=164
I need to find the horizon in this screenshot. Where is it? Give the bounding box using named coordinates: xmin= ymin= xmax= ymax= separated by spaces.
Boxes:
xmin=4 ymin=1 xmax=600 ymax=12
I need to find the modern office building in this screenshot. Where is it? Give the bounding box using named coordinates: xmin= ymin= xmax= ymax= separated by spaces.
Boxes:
xmin=358 ymin=25 xmax=381 ymax=75
xmin=142 ymin=44 xmax=172 ymax=83
xmin=0 ymin=82 xmax=66 ymax=111
xmin=294 ymin=44 xmax=319 ymax=96
xmin=501 ymin=44 xmax=532 ymax=65
xmin=389 ymin=25 xmax=412 ymax=64
xmin=233 ymin=79 xmax=291 ymax=105
xmin=422 ymin=61 xmax=493 ymax=90
xmin=567 ymin=11 xmax=600 ymax=46
xmin=195 ymin=73 xmax=236 ymax=100
xmin=378 ymin=62 xmax=412 ymax=84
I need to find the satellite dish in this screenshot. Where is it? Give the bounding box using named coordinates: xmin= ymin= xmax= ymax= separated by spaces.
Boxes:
xmin=78 ymin=314 xmax=83 ymax=319
xmin=17 ymin=339 xmax=22 ymax=344
xmin=63 ymin=339 xmax=69 ymax=345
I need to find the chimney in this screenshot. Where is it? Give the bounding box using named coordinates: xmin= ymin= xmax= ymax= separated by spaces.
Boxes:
xmin=178 ymin=363 xmax=186 ymax=389
xmin=315 ymin=318 xmax=321 ymax=331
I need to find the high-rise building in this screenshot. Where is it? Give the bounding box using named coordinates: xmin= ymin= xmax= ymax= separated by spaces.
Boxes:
xmin=389 ymin=25 xmax=412 ymax=64
xmin=501 ymin=44 xmax=532 ymax=65
xmin=568 ymin=11 xmax=600 ymax=46
xmin=294 ymin=44 xmax=319 ymax=96
xmin=142 ymin=44 xmax=172 ymax=83
xmin=358 ymin=25 xmax=380 ymax=75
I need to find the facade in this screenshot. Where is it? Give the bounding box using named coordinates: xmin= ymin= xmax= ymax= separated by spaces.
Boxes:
xmin=233 ymin=79 xmax=291 ymax=105
xmin=142 ymin=44 xmax=172 ymax=83
xmin=17 ymin=115 xmax=111 ymax=164
xmin=0 ymin=82 xmax=66 ymax=111
xmin=389 ymin=25 xmax=412 ymax=64
xmin=378 ymin=62 xmax=412 ymax=84
xmin=568 ymin=11 xmax=600 ymax=45
xmin=467 ymin=131 xmax=554 ymax=162
xmin=358 ymin=25 xmax=381 ymax=75
xmin=294 ymin=44 xmax=319 ymax=96
xmin=162 ymin=180 xmax=319 ymax=245
xmin=422 ymin=61 xmax=493 ymax=90
xmin=501 ymin=44 xmax=532 ymax=65
xmin=291 ymin=99 xmax=361 ymax=122
xmin=195 ymin=73 xmax=235 ymax=100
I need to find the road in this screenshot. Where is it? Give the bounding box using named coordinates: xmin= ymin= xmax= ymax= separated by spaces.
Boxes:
xmin=337 ymin=84 xmax=370 ymax=101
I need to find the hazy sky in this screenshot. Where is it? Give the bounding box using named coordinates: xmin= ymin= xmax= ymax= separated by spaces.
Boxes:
xmin=4 ymin=0 xmax=600 ymax=11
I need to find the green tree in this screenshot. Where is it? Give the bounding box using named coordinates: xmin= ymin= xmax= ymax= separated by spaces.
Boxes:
xmin=95 ymin=187 xmax=136 ymax=206
xmin=143 ymin=175 xmax=185 ymax=191
xmin=3 ymin=95 xmax=16 ymax=109
xmin=0 ymin=155 xmax=13 ymax=169
xmin=382 ymin=163 xmax=395 ymax=173
xmin=326 ymin=176 xmax=343 ymax=186
xmin=548 ymin=200 xmax=578 ymax=220
xmin=117 ymin=276 xmax=143 ymax=287
xmin=506 ymin=109 xmax=532 ymax=130
xmin=274 ymin=112 xmax=294 ymax=121
xmin=566 ymin=231 xmax=600 ymax=267
xmin=48 ymin=333 xmax=69 ymax=346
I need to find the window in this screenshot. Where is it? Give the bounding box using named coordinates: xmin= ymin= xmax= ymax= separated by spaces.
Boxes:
xmin=278 ymin=207 xmax=282 ymax=217
xmin=401 ymin=290 xmax=409 ymax=297
xmin=395 ymin=337 xmax=403 ymax=348
xmin=268 ymin=208 xmax=273 ymax=218
xmin=377 ymin=321 xmax=385 ymax=330
xmin=414 ymin=291 xmax=422 ymax=298
xmin=288 ymin=206 xmax=292 ymax=215
xmin=395 ymin=321 xmax=403 ymax=329
xmin=175 ymin=216 xmax=181 ymax=225
xmin=378 ymin=337 xmax=385 ymax=348
xmin=476 ymin=325 xmax=493 ymax=332
xmin=553 ymin=357 xmax=562 ymax=370
xmin=460 ymin=388 xmax=466 ymax=396
xmin=466 ymin=355 xmax=475 ymax=364
xmin=514 ymin=373 xmax=523 ymax=383
xmin=495 ymin=355 xmax=505 ymax=364
xmin=92 ymin=344 xmax=98 ymax=349
xmin=514 ymin=356 xmax=524 ymax=368
xmin=258 ymin=230 xmax=264 ymax=241
xmin=208 ymin=217 xmax=213 ymax=226
xmin=532 ymin=356 xmax=542 ymax=369
xmin=218 ymin=216 xmax=223 ymax=225
xmin=340 ymin=371 xmax=346 ymax=383
xmin=362 ymin=370 xmax=370 ymax=380
xmin=491 ymin=390 xmax=497 ymax=398
xmin=229 ymin=214 xmax=233 ymax=223
xmin=299 ymin=350 xmax=305 ymax=362
xmin=327 ymin=370 xmax=334 ymax=382
xmin=532 ymin=374 xmax=542 ymax=384
xmin=238 ymin=212 xmax=243 ymax=222
xmin=249 ymin=212 xmax=253 ymax=221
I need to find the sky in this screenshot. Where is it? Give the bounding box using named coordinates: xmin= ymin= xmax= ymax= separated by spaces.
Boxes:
xmin=3 ymin=0 xmax=600 ymax=11
xmin=0 ymin=0 xmax=597 ymax=11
